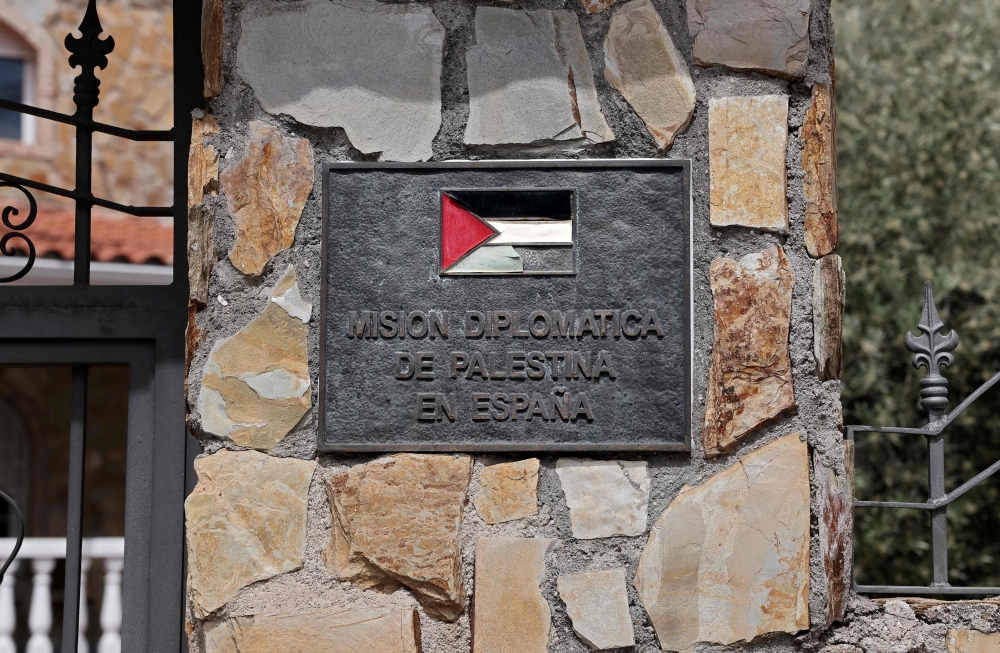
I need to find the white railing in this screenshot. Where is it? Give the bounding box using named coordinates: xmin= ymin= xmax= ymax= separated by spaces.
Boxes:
xmin=0 ymin=538 xmax=123 ymax=653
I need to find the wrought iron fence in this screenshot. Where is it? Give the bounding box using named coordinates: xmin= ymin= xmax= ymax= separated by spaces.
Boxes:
xmin=848 ymin=281 xmax=1000 ymax=595
xmin=0 ymin=0 xmax=173 ymax=284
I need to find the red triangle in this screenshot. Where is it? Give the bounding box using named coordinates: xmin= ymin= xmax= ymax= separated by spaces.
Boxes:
xmin=441 ymin=194 xmax=496 ymax=271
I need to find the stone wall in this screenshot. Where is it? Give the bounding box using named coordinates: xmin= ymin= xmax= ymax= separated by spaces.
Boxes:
xmin=184 ymin=1 xmax=999 ymax=652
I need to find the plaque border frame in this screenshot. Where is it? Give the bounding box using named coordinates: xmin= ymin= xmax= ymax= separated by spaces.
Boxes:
xmin=318 ymin=159 xmax=693 ymax=453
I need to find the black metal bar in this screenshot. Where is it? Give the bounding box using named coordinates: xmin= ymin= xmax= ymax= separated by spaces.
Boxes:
xmin=74 ymin=123 xmax=92 ymax=285
xmin=857 ymin=584 xmax=1000 ymax=596
xmin=61 ymin=365 xmax=89 ymax=653
xmin=0 ymin=98 xmax=173 ymax=142
xmin=856 ymin=500 xmax=935 ymax=510
xmin=0 ymin=171 xmax=173 ymax=218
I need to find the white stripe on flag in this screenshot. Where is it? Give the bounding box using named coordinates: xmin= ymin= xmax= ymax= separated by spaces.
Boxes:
xmin=484 ymin=220 xmax=573 ymax=245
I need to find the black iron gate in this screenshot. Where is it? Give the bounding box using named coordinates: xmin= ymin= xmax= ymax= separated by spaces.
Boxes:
xmin=0 ymin=0 xmax=202 ymax=651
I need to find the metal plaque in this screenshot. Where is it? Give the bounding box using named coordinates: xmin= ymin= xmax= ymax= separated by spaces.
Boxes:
xmin=319 ymin=160 xmax=691 ymax=452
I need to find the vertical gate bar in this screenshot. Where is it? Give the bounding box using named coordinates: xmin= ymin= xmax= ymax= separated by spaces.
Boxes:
xmin=928 ymin=433 xmax=949 ymax=585
xmin=62 ymin=365 xmax=89 ymax=653
xmin=73 ymin=125 xmax=93 ymax=286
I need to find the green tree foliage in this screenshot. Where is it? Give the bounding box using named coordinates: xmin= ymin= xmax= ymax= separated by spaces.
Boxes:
xmin=835 ymin=0 xmax=1000 ymax=589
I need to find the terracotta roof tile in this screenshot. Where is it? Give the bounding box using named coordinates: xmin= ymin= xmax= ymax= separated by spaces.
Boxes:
xmin=0 ymin=207 xmax=174 ymax=264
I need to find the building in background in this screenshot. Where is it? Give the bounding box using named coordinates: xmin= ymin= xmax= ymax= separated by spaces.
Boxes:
xmin=0 ymin=0 xmax=173 ymax=285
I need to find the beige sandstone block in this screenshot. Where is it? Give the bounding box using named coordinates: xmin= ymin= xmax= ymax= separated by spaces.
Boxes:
xmin=558 ymin=568 xmax=635 ymax=649
xmin=221 ymin=122 xmax=314 ymax=276
xmin=197 ymin=266 xmax=312 ymax=450
xmin=948 ymin=630 xmax=1000 ymax=653
xmin=473 ymin=537 xmax=556 ymax=653
xmin=465 ymin=8 xmax=613 ymax=152
xmin=803 ymin=83 xmax=839 ymax=257
xmin=816 ymin=441 xmax=854 ymax=628
xmin=634 ymin=433 xmax=810 ymax=652
xmin=687 ymin=0 xmax=811 ymax=78
xmin=185 ymin=449 xmax=316 ymax=617
xmin=204 ymin=607 xmax=420 ymax=653
xmin=325 ymin=454 xmax=472 ymax=621
xmin=474 ymin=458 xmax=540 ymax=524
xmin=709 ymin=95 xmax=789 ymax=232
xmin=703 ymin=246 xmax=795 ymax=457
xmin=188 ymin=114 xmax=219 ymax=307
xmin=237 ymin=0 xmax=444 ymax=162
xmin=814 ymin=255 xmax=845 ymax=381
xmin=604 ymin=0 xmax=696 ymax=151
xmin=555 ymin=459 xmax=649 ymax=538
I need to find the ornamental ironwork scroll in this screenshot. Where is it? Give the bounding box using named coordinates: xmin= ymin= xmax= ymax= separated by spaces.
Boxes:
xmin=0 ymin=491 xmax=24 ymax=584
xmin=0 ymin=0 xmax=173 ymax=284
xmin=848 ymin=281 xmax=1000 ymax=596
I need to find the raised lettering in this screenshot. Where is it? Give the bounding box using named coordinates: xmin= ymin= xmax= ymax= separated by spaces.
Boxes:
xmin=507 ymin=351 xmax=526 ymax=380
xmin=570 ymin=393 xmax=594 ymax=421
xmin=511 ymin=311 xmax=530 ymax=338
xmin=430 ymin=311 xmax=449 ymax=339
xmin=526 ymin=394 xmax=550 ymax=421
xmin=552 ymin=310 xmax=575 ymax=338
xmin=527 ymin=351 xmax=546 ymax=380
xmin=595 ymin=310 xmax=613 ymax=337
xmin=510 ymin=393 xmax=529 ymax=421
xmin=594 ymin=351 xmax=617 ymax=380
xmin=416 ymin=393 xmax=436 ymax=421
xmin=416 ymin=352 xmax=435 ymax=380
xmin=466 ymin=311 xmax=485 ymax=338
xmin=577 ymin=311 xmax=600 ymax=338
xmin=529 ymin=310 xmax=550 ymax=338
xmin=467 ymin=352 xmax=489 ymax=380
xmin=378 ymin=311 xmax=399 ymax=338
xmin=621 ymin=309 xmax=642 ymax=338
xmin=394 ymin=352 xmax=415 ymax=380
xmin=451 ymin=351 xmax=469 ymax=379
xmin=491 ymin=393 xmax=510 ymax=420
xmin=348 ymin=311 xmax=375 ymax=339
xmin=641 ymin=310 xmax=664 ymax=338
xmin=406 ymin=311 xmax=428 ymax=338
xmin=472 ymin=393 xmax=491 ymax=421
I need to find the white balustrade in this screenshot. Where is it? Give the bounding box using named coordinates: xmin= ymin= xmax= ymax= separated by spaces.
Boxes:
xmin=0 ymin=538 xmax=124 ymax=653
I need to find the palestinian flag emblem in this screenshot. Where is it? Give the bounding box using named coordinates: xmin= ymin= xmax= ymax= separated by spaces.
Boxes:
xmin=440 ymin=189 xmax=575 ymax=275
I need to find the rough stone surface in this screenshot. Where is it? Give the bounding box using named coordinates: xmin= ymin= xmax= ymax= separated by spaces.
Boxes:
xmin=197 ymin=266 xmax=311 ymax=450
xmin=185 ymin=449 xmax=316 ymax=618
xmin=816 ymin=441 xmax=853 ymax=628
xmin=237 ymin=0 xmax=444 ymax=162
xmin=220 ymin=122 xmax=313 ymax=276
xmin=687 ymin=0 xmax=812 ymax=78
xmin=634 ymin=433 xmax=811 ymax=652
xmin=202 ymin=0 xmax=224 ymax=98
xmin=948 ymin=629 xmax=1000 ymax=652
xmin=709 ymin=95 xmax=789 ymax=232
xmin=557 ymin=568 xmax=635 ymax=650
xmin=703 ymin=246 xmax=796 ymax=457
xmin=188 ymin=115 xmax=219 ymax=306
xmin=325 ymin=454 xmax=472 ymax=621
xmin=804 ymin=83 xmax=839 ymax=258
xmin=473 ymin=459 xmax=540 ymax=524
xmin=604 ymin=0 xmax=696 ymax=151
xmin=814 ymin=254 xmax=845 ymax=381
xmin=465 ymin=8 xmax=614 ymax=152
xmin=555 ymin=459 xmax=650 ymax=539
xmin=204 ymin=607 xmax=420 ymax=653
xmin=579 ymin=0 xmax=617 ymax=15
xmin=473 ymin=538 xmax=556 ymax=653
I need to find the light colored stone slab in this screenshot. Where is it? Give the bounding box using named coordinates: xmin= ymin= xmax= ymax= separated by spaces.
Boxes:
xmin=604 ymin=0 xmax=696 ymax=151
xmin=220 ymin=122 xmax=313 ymax=276
xmin=473 ymin=537 xmax=556 ymax=653
xmin=687 ymin=0 xmax=811 ymax=78
xmin=558 ymin=568 xmax=635 ymax=650
xmin=197 ymin=266 xmax=311 ymax=450
xmin=474 ymin=458 xmax=540 ymax=524
xmin=703 ymin=246 xmax=795 ymax=457
xmin=325 ymin=454 xmax=472 ymax=621
xmin=635 ymin=433 xmax=810 ymax=652
xmin=185 ymin=449 xmax=316 ymax=617
xmin=948 ymin=630 xmax=1000 ymax=653
xmin=709 ymin=95 xmax=789 ymax=232
xmin=204 ymin=607 xmax=420 ymax=653
xmin=555 ymin=459 xmax=649 ymax=539
xmin=816 ymin=441 xmax=854 ymax=628
xmin=465 ymin=8 xmax=613 ymax=152
xmin=803 ymin=83 xmax=839 ymax=257
xmin=237 ymin=0 xmax=444 ymax=162
xmin=814 ymin=254 xmax=845 ymax=381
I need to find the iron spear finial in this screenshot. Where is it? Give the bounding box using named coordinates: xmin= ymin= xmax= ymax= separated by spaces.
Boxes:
xmin=904 ymin=281 xmax=959 ymax=420
xmin=64 ymin=0 xmax=115 ymax=114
